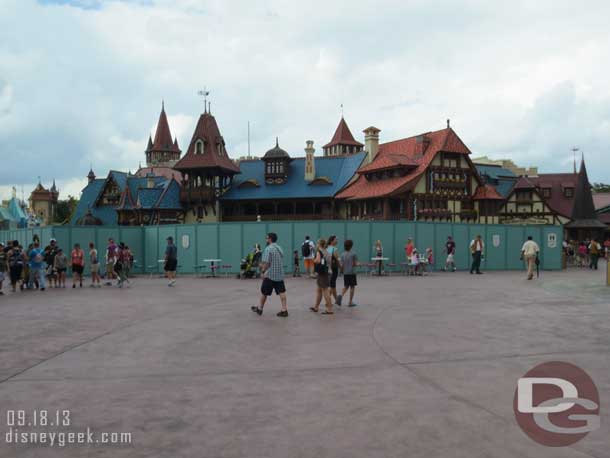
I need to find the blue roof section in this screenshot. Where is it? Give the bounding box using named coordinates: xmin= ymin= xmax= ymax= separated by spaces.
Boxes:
xmin=8 ymin=197 xmax=28 ymax=222
xmin=0 ymin=207 xmax=13 ymax=221
xmin=70 ymin=178 xmax=118 ymax=225
xmin=157 ymin=180 xmax=182 ymax=209
xmin=475 ymin=164 xmax=516 ymax=179
xmin=72 ymin=172 xmax=180 ymax=225
xmin=222 ymin=153 xmax=365 ymax=201
xmin=137 ymin=188 xmax=163 ymax=208
xmin=475 ymin=164 xmax=517 ymax=198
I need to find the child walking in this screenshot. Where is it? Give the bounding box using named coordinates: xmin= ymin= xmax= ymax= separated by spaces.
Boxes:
xmin=337 ymin=239 xmax=358 ymax=307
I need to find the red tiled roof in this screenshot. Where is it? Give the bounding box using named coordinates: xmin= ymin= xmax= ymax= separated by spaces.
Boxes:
xmin=174 ymin=112 xmax=240 ymax=174
xmin=336 ymin=127 xmax=472 ymax=200
xmin=358 ymin=153 xmax=418 ymax=173
xmin=473 ymin=184 xmax=504 ymax=200
xmin=323 ymin=117 xmax=364 ymax=149
xmin=519 ymin=173 xmax=578 ymax=218
xmin=514 ymin=176 xmax=537 ymax=189
xmin=149 ymin=103 xmax=180 ymax=153
xmin=598 ymin=213 xmax=610 ymax=224
xmin=593 ymin=193 xmax=610 ymax=210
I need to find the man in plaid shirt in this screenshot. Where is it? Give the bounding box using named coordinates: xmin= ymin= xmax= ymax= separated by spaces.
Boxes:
xmin=251 ymin=232 xmax=288 ymax=317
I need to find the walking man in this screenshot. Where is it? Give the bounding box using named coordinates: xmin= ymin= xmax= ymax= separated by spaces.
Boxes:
xmin=588 ymin=239 xmax=601 ymax=270
xmin=251 ymin=232 xmax=288 ymax=317
xmin=28 ymin=240 xmax=46 ymax=291
xmin=469 ymin=234 xmax=484 ymax=274
xmin=164 ymin=236 xmax=178 ymax=287
xmin=302 ymin=235 xmax=316 ymax=278
xmin=520 ymin=236 xmax=540 ymax=280
xmin=444 ymin=236 xmax=456 ymax=272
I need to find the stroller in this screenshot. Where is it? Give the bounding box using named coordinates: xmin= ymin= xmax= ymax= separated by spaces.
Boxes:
xmin=238 ymin=251 xmax=262 ymax=279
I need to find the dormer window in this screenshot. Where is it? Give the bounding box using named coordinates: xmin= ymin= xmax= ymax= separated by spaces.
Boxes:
xmin=564 ymin=187 xmax=574 ymax=198
xmin=541 ymin=188 xmax=551 ymax=198
xmin=262 ymin=138 xmax=292 ymax=185
xmin=195 ymin=140 xmax=203 ymax=155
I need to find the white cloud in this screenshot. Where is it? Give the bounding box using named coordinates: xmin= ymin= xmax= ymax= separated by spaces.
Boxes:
xmin=1 ymin=0 xmax=610 ymax=203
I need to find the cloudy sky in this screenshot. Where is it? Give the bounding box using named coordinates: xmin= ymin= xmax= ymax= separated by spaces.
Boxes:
xmin=1 ymin=0 xmax=610 ymax=201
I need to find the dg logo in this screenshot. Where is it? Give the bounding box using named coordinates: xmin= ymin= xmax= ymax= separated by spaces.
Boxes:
xmin=513 ymin=361 xmax=600 ymax=446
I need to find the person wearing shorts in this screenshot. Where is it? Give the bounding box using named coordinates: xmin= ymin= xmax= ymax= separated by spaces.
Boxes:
xmin=338 ymin=239 xmax=358 ymax=307
xmin=302 ymin=236 xmax=316 ymax=278
xmin=71 ymin=243 xmax=85 ymax=288
xmin=310 ymin=238 xmax=333 ymax=315
xmin=164 ymin=236 xmax=178 ymax=286
xmin=105 ymin=238 xmax=117 ymax=285
xmin=327 ymin=235 xmax=340 ymax=304
xmin=89 ymin=242 xmax=101 ymax=287
xmin=54 ymin=248 xmax=68 ymax=288
xmin=251 ymin=232 xmax=288 ymax=317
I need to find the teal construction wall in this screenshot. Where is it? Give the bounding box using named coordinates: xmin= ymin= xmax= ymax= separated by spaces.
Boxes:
xmin=0 ymin=221 xmax=563 ymax=273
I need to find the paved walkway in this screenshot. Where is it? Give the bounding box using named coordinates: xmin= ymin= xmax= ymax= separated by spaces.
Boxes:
xmin=0 ymin=265 xmax=608 ymax=457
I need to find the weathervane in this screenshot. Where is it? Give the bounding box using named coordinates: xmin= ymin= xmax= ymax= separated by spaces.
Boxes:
xmin=340 ymin=103 xmax=344 ymax=117
xmin=198 ymin=87 xmax=210 ymax=113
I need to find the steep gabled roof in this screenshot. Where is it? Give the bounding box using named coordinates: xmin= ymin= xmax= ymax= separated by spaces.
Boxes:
xmin=148 ymin=102 xmax=181 ymax=153
xmin=337 ymin=127 xmax=472 ymax=200
xmin=323 ymin=117 xmax=364 ymax=149
xmin=173 ymin=112 xmax=240 ymax=173
xmin=571 ymin=160 xmax=598 ymax=220
xmin=473 ymin=184 xmax=504 ymax=200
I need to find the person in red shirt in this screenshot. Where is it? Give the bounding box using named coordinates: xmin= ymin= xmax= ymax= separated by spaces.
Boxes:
xmin=404 ymin=238 xmax=414 ymax=260
xmin=70 ymin=243 xmax=85 ymax=288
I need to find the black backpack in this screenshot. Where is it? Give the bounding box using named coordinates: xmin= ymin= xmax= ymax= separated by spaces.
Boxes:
xmin=9 ymin=249 xmax=23 ymax=268
xmin=301 ymin=241 xmax=312 ymax=258
xmin=314 ymin=250 xmax=329 ymax=274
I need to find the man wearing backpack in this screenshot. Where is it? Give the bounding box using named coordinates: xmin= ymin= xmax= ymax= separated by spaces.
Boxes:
xmin=28 ymin=240 xmax=46 ymax=291
xmin=301 ymin=235 xmax=316 ymax=278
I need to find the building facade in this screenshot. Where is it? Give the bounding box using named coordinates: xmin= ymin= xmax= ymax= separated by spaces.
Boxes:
xmin=29 ymin=180 xmax=59 ymax=225
xmin=336 ymin=122 xmax=504 ymax=223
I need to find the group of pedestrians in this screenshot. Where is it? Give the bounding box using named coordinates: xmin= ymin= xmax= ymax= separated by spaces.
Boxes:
xmin=563 ymin=238 xmax=607 ymax=270
xmin=251 ymin=232 xmax=359 ymax=318
xmin=0 ymin=236 xmax=134 ymax=294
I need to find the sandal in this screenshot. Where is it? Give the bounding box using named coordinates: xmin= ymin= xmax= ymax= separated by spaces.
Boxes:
xmin=321 ymin=311 xmax=334 ymax=315
xmin=309 ymin=307 xmax=319 ymax=313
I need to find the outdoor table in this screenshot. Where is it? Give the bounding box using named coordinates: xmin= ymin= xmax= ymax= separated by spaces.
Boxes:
xmin=371 ymin=257 xmax=389 ymax=276
xmin=203 ymin=259 xmax=222 ymax=277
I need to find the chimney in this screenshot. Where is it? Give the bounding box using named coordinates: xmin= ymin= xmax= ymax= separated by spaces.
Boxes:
xmin=363 ymin=126 xmax=381 ymax=164
xmin=304 ymin=140 xmax=316 ymax=182
xmin=146 ymin=173 xmax=155 ymax=189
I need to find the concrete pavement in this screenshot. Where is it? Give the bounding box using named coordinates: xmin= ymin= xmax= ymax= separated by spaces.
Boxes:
xmin=0 ymin=264 xmax=608 ymax=457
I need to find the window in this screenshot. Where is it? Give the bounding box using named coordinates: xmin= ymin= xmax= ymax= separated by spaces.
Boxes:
xmin=196 ymin=140 xmax=203 ymax=154
xmin=564 ymin=187 xmax=574 ymax=198
xmin=541 ymin=188 xmax=551 ymax=198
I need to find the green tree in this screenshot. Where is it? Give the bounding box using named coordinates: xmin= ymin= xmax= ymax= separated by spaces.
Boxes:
xmin=54 ymin=195 xmax=79 ymax=224
xmin=592 ymin=183 xmax=610 ymax=192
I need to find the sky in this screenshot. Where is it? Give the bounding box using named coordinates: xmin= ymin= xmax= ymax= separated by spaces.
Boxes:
xmin=1 ymin=0 xmax=610 ymax=201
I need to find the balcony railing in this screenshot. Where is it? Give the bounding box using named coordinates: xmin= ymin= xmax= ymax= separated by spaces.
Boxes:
xmin=222 ymin=213 xmax=331 ymax=222
xmin=433 ymin=179 xmax=466 ymax=190
xmin=180 ymin=188 xmax=215 ymax=202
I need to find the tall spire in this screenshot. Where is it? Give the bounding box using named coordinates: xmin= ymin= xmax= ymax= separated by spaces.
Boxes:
xmin=571 ymin=157 xmax=597 ymax=220
xmin=323 ymin=116 xmax=364 ymax=156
